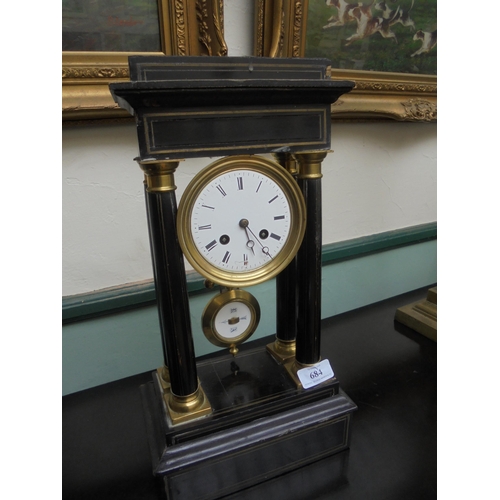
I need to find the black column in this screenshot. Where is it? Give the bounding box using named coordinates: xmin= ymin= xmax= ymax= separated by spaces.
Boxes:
xmin=140 ymin=161 xmax=198 ymax=397
xmin=294 ymin=152 xmax=327 ymax=366
xmin=276 ymin=258 xmax=299 ymax=342
xmin=143 ymin=183 xmax=169 ymax=367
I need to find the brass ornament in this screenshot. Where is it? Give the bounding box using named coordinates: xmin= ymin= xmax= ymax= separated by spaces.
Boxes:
xmin=292 ymin=0 xmax=304 ymax=58
xmin=255 ymin=0 xmax=306 ymax=58
xmin=196 ymin=0 xmax=227 ymax=56
xmin=254 ymin=0 xmax=265 ymax=56
xmin=62 ymin=66 xmax=129 ymax=80
xmin=213 ymin=0 xmax=228 ymax=56
xmin=294 ymin=151 xmax=329 ymax=179
xmin=355 ymin=81 xmax=437 ymax=94
xmin=402 ymin=99 xmax=437 ymax=122
xmin=266 ymin=338 xmax=296 ymax=363
xmin=197 ymin=0 xmax=213 ymax=55
xmin=166 ymin=385 xmax=212 ymax=424
xmin=138 ymin=159 xmax=180 ymax=192
xmin=173 ymin=0 xmax=187 ymax=55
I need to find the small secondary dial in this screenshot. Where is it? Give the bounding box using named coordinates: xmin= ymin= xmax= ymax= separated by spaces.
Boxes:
xmin=214 ymin=301 xmax=252 ymax=340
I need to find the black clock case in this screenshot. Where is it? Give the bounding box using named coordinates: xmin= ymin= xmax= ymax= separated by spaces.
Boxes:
xmin=141 ymin=347 xmax=356 ymax=500
xmin=110 ymin=56 xmax=357 ymax=499
xmin=110 ymin=56 xmax=354 ymax=160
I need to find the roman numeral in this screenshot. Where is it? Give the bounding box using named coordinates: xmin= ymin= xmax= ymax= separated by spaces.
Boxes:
xmin=243 ymin=253 xmax=248 ymax=265
xmin=216 ymin=185 xmax=227 ymax=197
xmin=270 ymin=233 xmax=281 ymax=241
xmin=202 ymin=204 xmax=215 ymax=210
xmin=256 ymin=181 xmax=262 ymax=193
xmin=274 ymin=215 xmax=285 ymax=220
xmin=222 ymin=251 xmax=231 ymax=264
xmin=268 ymin=195 xmax=278 ymax=204
xmin=205 ymin=240 xmax=217 ymax=251
xmin=237 ymin=177 xmax=243 ymax=190
xmin=198 ymin=224 xmax=211 ymax=230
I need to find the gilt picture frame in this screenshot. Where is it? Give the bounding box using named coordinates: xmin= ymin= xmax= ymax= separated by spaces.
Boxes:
xmin=254 ymin=0 xmax=437 ymax=121
xmin=62 ymin=0 xmax=227 ymax=121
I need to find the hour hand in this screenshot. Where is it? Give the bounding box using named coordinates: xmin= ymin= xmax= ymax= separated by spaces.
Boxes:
xmin=239 ymin=219 xmax=255 ymax=255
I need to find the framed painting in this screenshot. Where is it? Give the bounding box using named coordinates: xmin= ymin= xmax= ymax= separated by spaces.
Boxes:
xmin=254 ymin=0 xmax=437 ymax=121
xmin=62 ymin=0 xmax=227 ymax=121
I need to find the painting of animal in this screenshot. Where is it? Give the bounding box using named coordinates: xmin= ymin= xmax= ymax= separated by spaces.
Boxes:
xmin=411 ymin=29 xmax=437 ymax=57
xmin=375 ymin=0 xmax=416 ymax=30
xmin=323 ymin=0 xmax=364 ymax=29
xmin=344 ymin=3 xmax=399 ymax=45
xmin=305 ymin=0 xmax=437 ymax=75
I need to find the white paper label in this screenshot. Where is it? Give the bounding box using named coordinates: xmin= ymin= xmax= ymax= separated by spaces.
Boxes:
xmin=297 ymin=359 xmax=334 ymax=389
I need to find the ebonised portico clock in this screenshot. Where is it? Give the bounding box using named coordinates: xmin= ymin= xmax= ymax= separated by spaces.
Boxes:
xmin=110 ymin=55 xmax=357 ymax=500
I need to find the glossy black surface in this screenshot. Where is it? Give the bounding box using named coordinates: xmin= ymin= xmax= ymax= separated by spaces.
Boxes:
xmin=273 ymin=153 xmax=299 ymax=343
xmin=296 ymin=177 xmax=323 ymax=364
xmin=276 ymin=257 xmax=299 ymax=342
xmin=144 ymin=185 xmax=169 ymax=364
xmin=157 ymin=347 xmax=339 ymax=447
xmin=145 ymin=188 xmax=198 ymax=396
xmin=128 ymin=56 xmax=333 ymax=82
xmin=109 ymin=56 xmax=354 ymax=160
xmin=62 ymin=286 xmax=437 ymax=499
xmin=154 ymin=393 xmax=355 ymax=500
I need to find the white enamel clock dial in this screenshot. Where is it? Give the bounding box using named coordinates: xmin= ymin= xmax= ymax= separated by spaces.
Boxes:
xmin=191 ymin=169 xmax=290 ymax=272
xmin=177 ymin=156 xmax=306 ymax=288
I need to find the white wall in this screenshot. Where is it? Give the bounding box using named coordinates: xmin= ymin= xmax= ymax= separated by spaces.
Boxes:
xmin=62 ymin=121 xmax=436 ymax=296
xmin=224 ymin=0 xmax=255 ymax=56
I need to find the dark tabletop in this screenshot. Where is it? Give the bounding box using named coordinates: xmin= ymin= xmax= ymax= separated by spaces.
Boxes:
xmin=62 ymin=286 xmax=437 ymax=500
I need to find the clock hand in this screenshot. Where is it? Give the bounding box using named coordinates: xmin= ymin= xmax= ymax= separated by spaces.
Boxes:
xmin=245 ymin=224 xmax=273 ymax=259
xmin=239 ymin=219 xmax=255 ymax=255
xmin=244 ymin=228 xmax=256 ymax=254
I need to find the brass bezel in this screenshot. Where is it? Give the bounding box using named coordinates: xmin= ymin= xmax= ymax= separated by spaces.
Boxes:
xmin=202 ymin=289 xmax=261 ymax=349
xmin=177 ymin=155 xmax=306 ymax=288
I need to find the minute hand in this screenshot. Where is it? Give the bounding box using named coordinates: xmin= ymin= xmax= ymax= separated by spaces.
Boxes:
xmin=246 ymin=225 xmax=273 ymax=259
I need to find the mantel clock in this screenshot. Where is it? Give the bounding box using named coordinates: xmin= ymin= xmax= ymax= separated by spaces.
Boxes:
xmin=110 ymin=55 xmax=357 ymax=500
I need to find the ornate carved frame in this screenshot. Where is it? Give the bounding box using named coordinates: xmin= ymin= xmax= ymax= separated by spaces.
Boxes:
xmin=254 ymin=0 xmax=437 ymax=122
xmin=62 ymin=0 xmax=226 ymax=121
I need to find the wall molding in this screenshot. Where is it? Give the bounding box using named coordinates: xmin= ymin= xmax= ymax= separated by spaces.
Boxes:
xmin=321 ymin=222 xmax=437 ymax=265
xmin=62 ymin=222 xmax=436 ymax=324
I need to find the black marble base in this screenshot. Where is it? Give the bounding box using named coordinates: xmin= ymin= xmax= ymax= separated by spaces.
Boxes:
xmin=166 ymin=347 xmax=340 ymax=444
xmin=140 ymin=347 xmax=355 ymax=500
xmin=141 ymin=385 xmax=355 ymax=500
